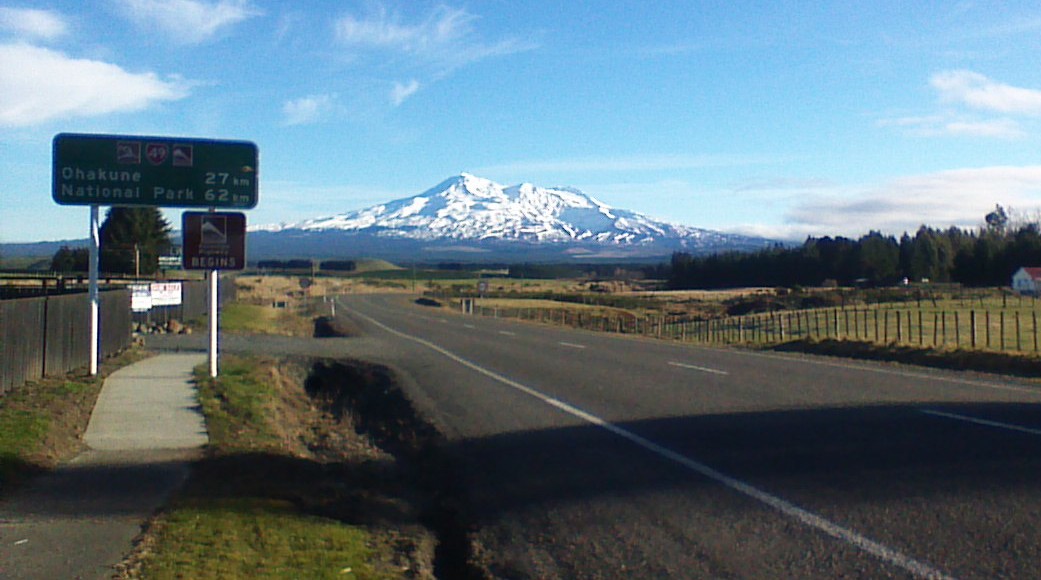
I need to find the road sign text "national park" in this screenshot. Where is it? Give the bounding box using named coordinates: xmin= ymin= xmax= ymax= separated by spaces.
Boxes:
xmin=52 ymin=133 xmax=258 ymax=209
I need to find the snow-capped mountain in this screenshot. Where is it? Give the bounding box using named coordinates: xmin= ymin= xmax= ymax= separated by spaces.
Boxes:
xmin=249 ymin=174 xmax=772 ymax=261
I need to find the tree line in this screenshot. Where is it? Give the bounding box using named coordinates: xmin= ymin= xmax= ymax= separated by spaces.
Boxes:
xmin=670 ymin=208 xmax=1041 ymax=289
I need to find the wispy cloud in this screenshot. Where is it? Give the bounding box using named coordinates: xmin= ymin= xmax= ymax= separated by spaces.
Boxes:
xmin=878 ymin=115 xmax=1025 ymax=139
xmin=880 ymin=70 xmax=1041 ymax=139
xmin=390 ymin=79 xmax=420 ymax=106
xmin=282 ymin=93 xmax=337 ymax=126
xmin=774 ymin=165 xmax=1041 ymax=239
xmin=120 ymin=0 xmax=262 ymax=44
xmin=334 ymin=4 xmax=536 ymax=73
xmin=0 ymin=7 xmax=68 ymax=41
xmin=931 ymin=70 xmax=1041 ymax=115
xmin=476 ymin=154 xmax=782 ymax=175
xmin=0 ymin=43 xmax=189 ymax=127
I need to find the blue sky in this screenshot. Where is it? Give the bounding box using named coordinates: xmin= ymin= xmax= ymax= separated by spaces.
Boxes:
xmin=4 ymin=1 xmax=1041 ymax=244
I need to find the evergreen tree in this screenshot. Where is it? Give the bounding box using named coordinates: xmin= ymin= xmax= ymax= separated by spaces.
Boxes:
xmin=99 ymin=207 xmax=172 ymax=276
xmin=50 ymin=246 xmax=89 ymax=273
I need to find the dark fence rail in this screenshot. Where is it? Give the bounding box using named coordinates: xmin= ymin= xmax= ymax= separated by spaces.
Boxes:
xmin=2 ymin=289 xmax=133 ymax=395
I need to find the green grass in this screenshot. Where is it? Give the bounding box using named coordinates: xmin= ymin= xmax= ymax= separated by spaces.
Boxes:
xmin=143 ymin=498 xmax=390 ymax=580
xmin=194 ymin=357 xmax=280 ymax=451
xmin=0 ymin=408 xmax=49 ymax=480
xmin=219 ymin=302 xmax=314 ymax=337
xmin=135 ymin=356 xmax=399 ymax=579
xmin=220 ymin=303 xmax=281 ymax=334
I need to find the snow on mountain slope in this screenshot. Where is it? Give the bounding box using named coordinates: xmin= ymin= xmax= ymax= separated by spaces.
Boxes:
xmin=255 ymin=173 xmax=741 ymax=249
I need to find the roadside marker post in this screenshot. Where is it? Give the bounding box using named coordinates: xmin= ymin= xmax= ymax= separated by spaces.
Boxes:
xmin=52 ymin=133 xmax=258 ymax=376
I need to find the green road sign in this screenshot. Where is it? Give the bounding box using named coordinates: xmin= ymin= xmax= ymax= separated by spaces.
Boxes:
xmin=52 ymin=133 xmax=258 ymax=209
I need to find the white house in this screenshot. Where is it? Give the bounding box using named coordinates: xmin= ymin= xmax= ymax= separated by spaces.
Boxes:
xmin=1012 ymin=267 xmax=1041 ymax=294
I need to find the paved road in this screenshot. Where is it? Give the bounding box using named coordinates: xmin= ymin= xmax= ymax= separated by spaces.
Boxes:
xmin=331 ymin=293 xmax=1041 ymax=579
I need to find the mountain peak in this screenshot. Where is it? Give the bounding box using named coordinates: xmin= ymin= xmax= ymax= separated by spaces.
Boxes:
xmin=252 ymin=174 xmax=773 ymax=256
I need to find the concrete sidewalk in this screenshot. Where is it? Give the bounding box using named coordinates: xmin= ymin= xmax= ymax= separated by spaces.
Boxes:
xmin=0 ymin=353 xmax=208 ymax=579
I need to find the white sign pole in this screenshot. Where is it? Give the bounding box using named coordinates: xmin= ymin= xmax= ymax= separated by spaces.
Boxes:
xmin=209 ymin=268 xmax=218 ymax=377
xmin=89 ymin=205 xmax=100 ymax=375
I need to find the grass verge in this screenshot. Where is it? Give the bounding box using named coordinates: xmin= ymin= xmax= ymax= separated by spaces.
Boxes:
xmin=220 ymin=302 xmax=316 ymax=337
xmin=124 ymin=355 xmax=431 ymax=579
xmin=772 ymin=338 xmax=1041 ymax=380
xmin=0 ymin=347 xmax=152 ymax=489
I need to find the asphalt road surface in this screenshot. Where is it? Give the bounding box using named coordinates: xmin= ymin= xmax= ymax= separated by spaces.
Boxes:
xmin=325 ymin=293 xmax=1041 ymax=579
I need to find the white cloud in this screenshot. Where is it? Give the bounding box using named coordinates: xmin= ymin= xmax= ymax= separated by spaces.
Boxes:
xmin=881 ymin=71 xmax=1041 ymax=139
xmin=476 ymin=154 xmax=782 ymax=175
xmin=944 ymin=118 xmax=1025 ymax=138
xmin=334 ymin=4 xmax=536 ymax=73
xmin=781 ymin=166 xmax=1041 ymax=238
xmin=931 ymin=70 xmax=1041 ymax=116
xmin=390 ymin=80 xmax=420 ymax=106
xmin=0 ymin=43 xmax=189 ymax=127
xmin=120 ymin=0 xmax=261 ymax=44
xmin=282 ymin=94 xmax=336 ymax=126
xmin=0 ymin=7 xmax=68 ymax=41
xmin=878 ymin=115 xmax=1025 ymax=139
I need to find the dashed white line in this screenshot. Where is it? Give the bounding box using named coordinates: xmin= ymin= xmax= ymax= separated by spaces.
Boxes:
xmin=498 ymin=330 xmax=517 ymax=336
xmin=921 ymin=408 xmax=1041 ymax=436
xmin=669 ymin=361 xmax=729 ymax=376
xmin=463 ymin=324 xmax=476 ymax=329
xmin=345 ymin=301 xmax=952 ymax=580
xmin=559 ymin=341 xmax=586 ymax=349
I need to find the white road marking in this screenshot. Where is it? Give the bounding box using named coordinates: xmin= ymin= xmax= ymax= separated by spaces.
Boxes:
xmin=669 ymin=361 xmax=729 ymax=376
xmin=499 ymin=330 xmax=517 ymax=336
xmin=345 ymin=301 xmax=952 ymax=580
xmin=559 ymin=342 xmax=586 ymax=349
xmin=438 ymin=319 xmax=448 ymax=324
xmin=921 ymin=408 xmax=1041 ymax=436
xmin=463 ymin=324 xmax=476 ymax=329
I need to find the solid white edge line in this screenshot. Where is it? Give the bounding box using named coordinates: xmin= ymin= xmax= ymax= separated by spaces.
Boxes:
xmin=921 ymin=409 xmax=1041 ymax=436
xmin=343 ymin=299 xmax=952 ymax=580
xmin=559 ymin=342 xmax=586 ymax=349
xmin=669 ymin=361 xmax=730 ymax=376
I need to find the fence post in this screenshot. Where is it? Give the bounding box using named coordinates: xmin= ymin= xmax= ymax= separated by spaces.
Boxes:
xmin=1016 ymin=311 xmax=1021 ymax=351
xmin=971 ymin=310 xmax=977 ymax=349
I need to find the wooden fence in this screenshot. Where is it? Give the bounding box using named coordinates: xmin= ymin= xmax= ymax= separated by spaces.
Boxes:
xmin=1 ymin=290 xmax=132 ymax=395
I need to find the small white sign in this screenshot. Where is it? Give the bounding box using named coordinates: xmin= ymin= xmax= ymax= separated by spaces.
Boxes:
xmin=150 ymin=282 xmax=182 ymax=306
xmin=130 ymin=283 xmax=152 ymax=312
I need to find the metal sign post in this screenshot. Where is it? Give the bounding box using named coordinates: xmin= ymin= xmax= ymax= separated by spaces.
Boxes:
xmin=89 ymin=205 xmax=100 ymax=375
xmin=209 ymin=268 xmax=218 ymax=377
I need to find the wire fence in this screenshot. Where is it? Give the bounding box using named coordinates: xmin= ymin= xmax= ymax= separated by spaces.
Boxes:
xmin=469 ymin=302 xmax=1041 ymax=354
